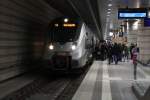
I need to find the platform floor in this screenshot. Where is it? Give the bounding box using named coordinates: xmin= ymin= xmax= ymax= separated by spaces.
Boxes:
xmin=1 ymin=60 xmax=149 ymax=100
xmin=72 ymin=60 xmax=150 ymax=100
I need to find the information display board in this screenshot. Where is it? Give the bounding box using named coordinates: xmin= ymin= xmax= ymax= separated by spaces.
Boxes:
xmin=118 ymin=8 xmax=147 ymax=19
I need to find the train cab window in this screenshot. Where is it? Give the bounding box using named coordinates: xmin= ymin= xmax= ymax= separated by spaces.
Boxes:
xmin=49 ymin=24 xmax=79 ymax=43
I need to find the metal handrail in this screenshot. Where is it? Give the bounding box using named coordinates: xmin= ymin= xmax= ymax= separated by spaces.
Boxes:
xmin=137 ymin=59 xmax=150 ymax=66
xmin=135 ymin=59 xmax=150 ymax=100
xmin=132 ymin=59 xmax=150 ymax=80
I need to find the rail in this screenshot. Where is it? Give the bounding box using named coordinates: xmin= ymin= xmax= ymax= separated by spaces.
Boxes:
xmin=133 ymin=59 xmax=150 ymax=80
xmin=137 ymin=59 xmax=150 ymax=66
xmin=132 ymin=59 xmax=150 ymax=100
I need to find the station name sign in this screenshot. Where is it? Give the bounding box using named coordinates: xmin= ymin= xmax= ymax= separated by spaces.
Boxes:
xmin=118 ymin=8 xmax=148 ymax=19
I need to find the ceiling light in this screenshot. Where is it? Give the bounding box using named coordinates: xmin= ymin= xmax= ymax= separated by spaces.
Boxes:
xmin=108 ymin=4 xmax=112 ymax=7
xmin=107 ymin=12 xmax=111 ymax=14
xmin=108 ymin=9 xmax=111 ymax=11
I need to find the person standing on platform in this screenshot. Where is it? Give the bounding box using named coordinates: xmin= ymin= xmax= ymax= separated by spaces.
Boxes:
xmin=124 ymin=45 xmax=129 ymax=61
xmin=118 ymin=43 xmax=122 ymax=62
xmin=100 ymin=41 xmax=107 ymax=61
xmin=130 ymin=43 xmax=135 ymax=60
xmin=122 ymin=44 xmax=126 ymax=62
xmin=107 ymin=42 xmax=113 ymax=64
xmin=132 ymin=44 xmax=139 ymax=80
xmin=112 ymin=43 xmax=119 ymax=64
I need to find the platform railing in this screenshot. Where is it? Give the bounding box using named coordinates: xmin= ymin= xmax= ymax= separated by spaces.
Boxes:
xmin=137 ymin=59 xmax=150 ymax=66
xmin=134 ymin=59 xmax=150 ymax=80
xmin=133 ymin=59 xmax=150 ymax=100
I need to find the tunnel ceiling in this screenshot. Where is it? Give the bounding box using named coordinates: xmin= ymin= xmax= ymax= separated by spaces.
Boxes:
xmin=44 ymin=0 xmax=150 ymax=40
xmin=44 ymin=0 xmax=102 ymax=39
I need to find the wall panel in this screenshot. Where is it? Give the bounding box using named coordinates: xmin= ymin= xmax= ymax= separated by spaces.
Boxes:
xmin=0 ymin=0 xmax=62 ymax=81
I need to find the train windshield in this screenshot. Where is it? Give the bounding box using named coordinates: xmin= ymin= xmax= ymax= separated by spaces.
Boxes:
xmin=49 ymin=24 xmax=79 ymax=42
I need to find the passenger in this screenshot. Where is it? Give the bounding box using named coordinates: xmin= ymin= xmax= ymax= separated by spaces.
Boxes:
xmin=132 ymin=44 xmax=139 ymax=63
xmin=118 ymin=43 xmax=123 ymax=62
xmin=112 ymin=43 xmax=120 ymax=64
xmin=130 ymin=43 xmax=135 ymax=59
xmin=124 ymin=45 xmax=129 ymax=61
xmin=122 ymin=44 xmax=126 ymax=62
xmin=100 ymin=42 xmax=106 ymax=61
xmin=106 ymin=42 xmax=113 ymax=64
xmin=104 ymin=42 xmax=108 ymax=60
xmin=94 ymin=42 xmax=100 ymax=59
xmin=132 ymin=44 xmax=139 ymax=80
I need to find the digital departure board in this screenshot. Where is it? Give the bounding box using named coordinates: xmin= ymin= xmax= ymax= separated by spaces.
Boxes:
xmin=118 ymin=8 xmax=147 ymax=19
xmin=119 ymin=13 xmax=146 ymax=18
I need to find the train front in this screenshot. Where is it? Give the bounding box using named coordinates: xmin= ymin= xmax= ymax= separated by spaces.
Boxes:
xmin=43 ymin=18 xmax=82 ymax=71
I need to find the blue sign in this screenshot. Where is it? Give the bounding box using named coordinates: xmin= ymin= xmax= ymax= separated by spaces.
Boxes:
xmin=119 ymin=13 xmax=146 ymax=18
xmin=118 ymin=8 xmax=147 ymax=19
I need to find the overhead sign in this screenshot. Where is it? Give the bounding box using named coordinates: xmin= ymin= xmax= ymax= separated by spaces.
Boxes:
xmin=118 ymin=8 xmax=147 ymax=19
xmin=119 ymin=13 xmax=146 ymax=18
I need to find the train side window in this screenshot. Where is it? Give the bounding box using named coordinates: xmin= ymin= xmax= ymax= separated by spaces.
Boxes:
xmin=86 ymin=32 xmax=88 ymax=37
xmin=85 ymin=38 xmax=91 ymax=49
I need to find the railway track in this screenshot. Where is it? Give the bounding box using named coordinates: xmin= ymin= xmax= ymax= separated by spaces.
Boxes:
xmin=1 ymin=63 xmax=91 ymax=100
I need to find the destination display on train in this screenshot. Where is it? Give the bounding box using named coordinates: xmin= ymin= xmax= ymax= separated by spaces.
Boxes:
xmin=63 ymin=24 xmax=76 ymax=27
xmin=54 ymin=23 xmax=77 ymax=27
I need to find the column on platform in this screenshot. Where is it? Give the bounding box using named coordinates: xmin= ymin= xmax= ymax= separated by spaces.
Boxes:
xmin=127 ymin=30 xmax=138 ymax=45
xmin=127 ymin=20 xmax=138 ymax=46
xmin=137 ymin=27 xmax=150 ymax=63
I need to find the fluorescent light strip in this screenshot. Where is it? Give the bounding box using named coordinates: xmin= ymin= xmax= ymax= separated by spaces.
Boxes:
xmin=108 ymin=4 xmax=112 ymax=7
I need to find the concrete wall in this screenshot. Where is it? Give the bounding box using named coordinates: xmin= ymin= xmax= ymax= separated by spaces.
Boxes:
xmin=0 ymin=0 xmax=62 ymax=81
xmin=127 ymin=21 xmax=138 ymax=46
xmin=138 ymin=27 xmax=150 ymax=63
xmin=127 ymin=20 xmax=150 ymax=63
xmin=127 ymin=30 xmax=137 ymax=46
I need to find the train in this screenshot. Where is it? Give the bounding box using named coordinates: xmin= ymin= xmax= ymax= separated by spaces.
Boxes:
xmin=43 ymin=17 xmax=98 ymax=71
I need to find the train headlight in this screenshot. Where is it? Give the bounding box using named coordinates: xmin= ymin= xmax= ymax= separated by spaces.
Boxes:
xmin=64 ymin=18 xmax=69 ymax=23
xmin=49 ymin=44 xmax=54 ymax=50
xmin=71 ymin=45 xmax=76 ymax=50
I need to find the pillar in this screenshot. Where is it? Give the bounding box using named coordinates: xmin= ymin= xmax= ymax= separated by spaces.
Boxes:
xmin=127 ymin=20 xmax=138 ymax=46
xmin=137 ymin=21 xmax=150 ymax=63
